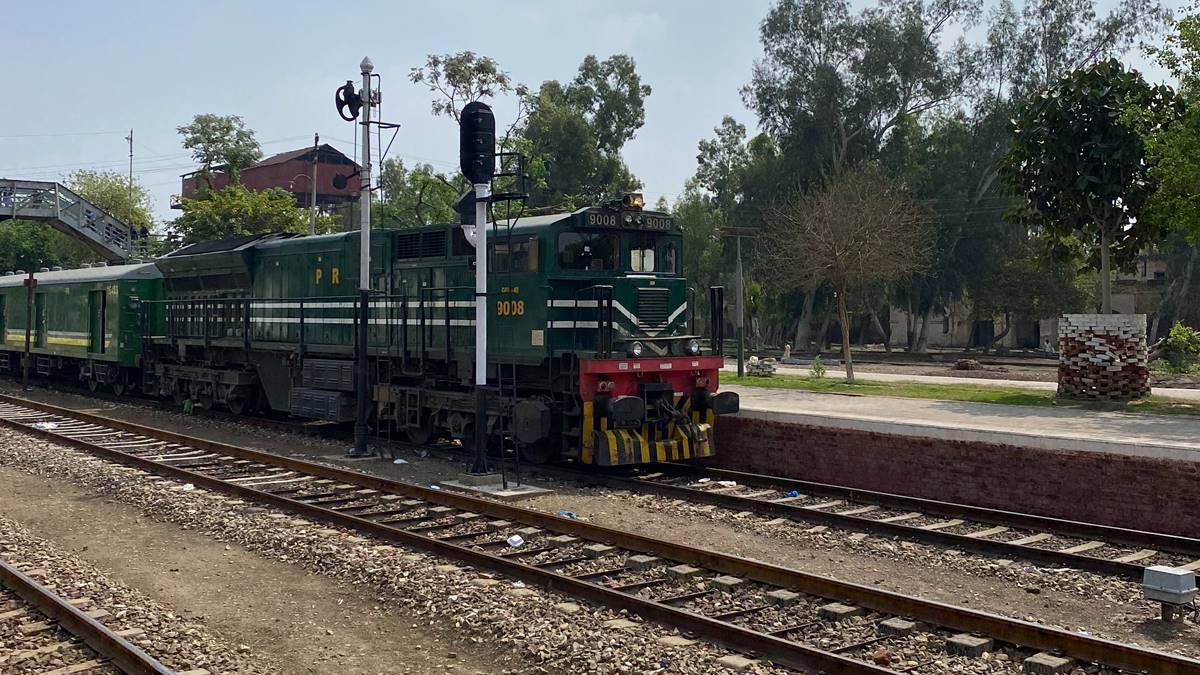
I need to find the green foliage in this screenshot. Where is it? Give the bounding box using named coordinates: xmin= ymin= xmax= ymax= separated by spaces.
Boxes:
xmin=409 ymin=52 xmax=514 ymax=121
xmin=1137 ymin=5 xmax=1200 ymax=244
xmin=177 ymin=114 xmax=262 ymax=185
xmin=171 ymin=184 xmax=310 ymax=245
xmin=375 ymin=159 xmax=462 ymax=227
xmin=809 ymin=354 xmax=826 ymax=379
xmin=66 ymin=169 xmax=155 ymax=233
xmin=0 ymin=221 xmax=96 ymax=273
xmin=1164 ymin=321 xmax=1200 ymax=371
xmin=743 ymin=0 xmax=976 ymax=176
xmin=520 ymin=56 xmax=647 ymax=209
xmin=1001 ymin=59 xmax=1180 ymax=309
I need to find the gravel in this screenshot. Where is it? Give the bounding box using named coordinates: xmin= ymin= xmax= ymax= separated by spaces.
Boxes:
xmin=0 ymin=430 xmax=789 ymax=675
xmin=0 ymin=514 xmax=268 ymax=674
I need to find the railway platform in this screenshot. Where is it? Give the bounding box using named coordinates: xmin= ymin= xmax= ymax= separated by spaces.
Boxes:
xmin=726 ymin=383 xmax=1200 ymax=461
xmin=715 ymin=384 xmax=1200 ymax=538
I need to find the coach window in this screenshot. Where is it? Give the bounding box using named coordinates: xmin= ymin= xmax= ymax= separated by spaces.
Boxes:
xmin=490 ymin=237 xmax=539 ymax=274
xmin=558 ymin=232 xmax=618 ymax=271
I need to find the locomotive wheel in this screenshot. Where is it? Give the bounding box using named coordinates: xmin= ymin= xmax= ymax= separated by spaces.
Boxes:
xmin=404 ymin=423 xmax=435 ymax=446
xmin=518 ymin=440 xmax=559 ymax=464
xmin=227 ymin=396 xmax=248 ymax=416
xmin=111 ymin=377 xmax=127 ymax=397
xmin=172 ymin=384 xmax=189 ymax=406
xmin=86 ymin=378 xmax=100 ymax=393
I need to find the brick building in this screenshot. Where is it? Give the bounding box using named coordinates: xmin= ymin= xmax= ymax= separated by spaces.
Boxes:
xmin=173 ymin=144 xmax=360 ymax=209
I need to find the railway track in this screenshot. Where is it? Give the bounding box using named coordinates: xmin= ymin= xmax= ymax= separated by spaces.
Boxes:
xmin=0 ymin=555 xmax=173 ymax=675
xmin=1 ymin=394 xmax=1197 ymax=673
xmin=12 ymin=380 xmax=1200 ymax=581
xmin=549 ymin=463 xmax=1200 ymax=582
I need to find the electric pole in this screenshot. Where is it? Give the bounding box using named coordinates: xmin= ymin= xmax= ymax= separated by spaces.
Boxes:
xmin=736 ymin=235 xmax=745 ymax=378
xmin=125 ymin=129 xmax=133 ymax=224
xmin=350 ymin=57 xmax=374 ymax=457
xmin=310 ymin=132 xmax=319 ymax=235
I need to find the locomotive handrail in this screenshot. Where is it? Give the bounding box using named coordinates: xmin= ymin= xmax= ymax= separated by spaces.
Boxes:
xmin=687 ymin=286 xmax=697 ymax=337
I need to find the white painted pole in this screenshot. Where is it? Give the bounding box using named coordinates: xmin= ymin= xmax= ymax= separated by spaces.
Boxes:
xmin=474 ymin=183 xmax=489 ymax=388
xmin=351 ymin=56 xmax=374 ymax=457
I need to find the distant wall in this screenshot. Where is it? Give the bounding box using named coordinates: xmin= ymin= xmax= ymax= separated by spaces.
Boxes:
xmin=713 ymin=415 xmax=1199 ymax=537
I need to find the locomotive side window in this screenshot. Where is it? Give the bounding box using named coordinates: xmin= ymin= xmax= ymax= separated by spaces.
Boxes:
xmin=558 ymin=233 xmax=618 ymax=271
xmin=489 ymin=236 xmax=539 ymax=274
xmin=661 ymin=242 xmax=678 ymax=275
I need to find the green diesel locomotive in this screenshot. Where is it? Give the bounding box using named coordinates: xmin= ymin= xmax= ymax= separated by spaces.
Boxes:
xmin=0 ymin=197 xmax=738 ymax=466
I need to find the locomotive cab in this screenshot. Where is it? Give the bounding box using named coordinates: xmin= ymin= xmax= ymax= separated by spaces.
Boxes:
xmin=519 ymin=195 xmax=739 ymax=466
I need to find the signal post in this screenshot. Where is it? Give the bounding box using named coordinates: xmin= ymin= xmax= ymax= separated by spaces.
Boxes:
xmin=460 ymin=102 xmax=497 ymax=475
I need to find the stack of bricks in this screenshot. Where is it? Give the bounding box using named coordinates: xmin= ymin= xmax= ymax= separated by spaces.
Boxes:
xmin=747 ymin=357 xmax=777 ymax=377
xmin=1057 ymin=314 xmax=1149 ymax=400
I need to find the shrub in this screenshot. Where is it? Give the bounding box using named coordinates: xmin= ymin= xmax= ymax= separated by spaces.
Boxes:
xmin=810 ymin=354 xmax=827 ymax=379
xmin=1163 ymin=322 xmax=1200 ymax=373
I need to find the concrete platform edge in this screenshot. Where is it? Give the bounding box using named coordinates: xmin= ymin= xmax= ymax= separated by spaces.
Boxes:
xmin=736 ymin=407 xmax=1200 ymax=462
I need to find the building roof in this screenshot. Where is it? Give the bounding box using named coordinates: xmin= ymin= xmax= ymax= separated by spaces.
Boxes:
xmin=180 ymin=144 xmax=357 ymax=178
xmin=0 ymin=262 xmax=162 ymax=288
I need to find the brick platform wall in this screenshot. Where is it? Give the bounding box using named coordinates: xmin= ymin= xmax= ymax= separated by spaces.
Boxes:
xmin=713 ymin=416 xmax=1199 ymax=538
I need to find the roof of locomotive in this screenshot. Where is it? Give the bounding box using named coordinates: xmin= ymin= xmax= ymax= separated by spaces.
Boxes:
xmin=0 ymin=262 xmax=163 ymax=288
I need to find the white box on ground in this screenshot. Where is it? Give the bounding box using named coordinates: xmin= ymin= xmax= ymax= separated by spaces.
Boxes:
xmin=1142 ymin=566 xmax=1197 ymax=605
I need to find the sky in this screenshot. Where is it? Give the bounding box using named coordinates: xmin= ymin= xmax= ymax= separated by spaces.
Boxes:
xmin=0 ymin=0 xmax=1185 ymax=225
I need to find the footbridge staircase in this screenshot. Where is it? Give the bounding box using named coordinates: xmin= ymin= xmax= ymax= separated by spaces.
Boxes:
xmin=0 ymin=179 xmax=146 ymax=262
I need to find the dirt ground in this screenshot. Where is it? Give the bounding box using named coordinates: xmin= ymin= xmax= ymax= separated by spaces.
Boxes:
xmin=0 ymin=466 xmax=522 ymax=675
xmin=2 ymin=381 xmax=1194 ymax=659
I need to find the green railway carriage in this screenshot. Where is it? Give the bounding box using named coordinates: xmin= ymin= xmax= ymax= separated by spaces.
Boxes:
xmin=0 ymin=263 xmax=162 ymax=391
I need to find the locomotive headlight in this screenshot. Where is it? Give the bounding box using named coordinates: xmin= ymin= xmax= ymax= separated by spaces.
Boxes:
xmin=686 ymin=338 xmax=701 ymax=355
xmin=628 ymin=341 xmax=644 ymax=358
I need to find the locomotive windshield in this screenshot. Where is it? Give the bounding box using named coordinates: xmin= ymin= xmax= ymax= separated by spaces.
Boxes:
xmin=558 ymin=232 xmax=619 ymax=271
xmin=629 ymin=231 xmax=679 ymax=275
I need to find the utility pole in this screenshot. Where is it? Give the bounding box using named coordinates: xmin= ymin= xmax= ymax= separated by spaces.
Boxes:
xmin=349 ymin=57 xmax=374 ymax=458
xmin=310 ymin=132 xmax=319 ymax=235
xmin=460 ymin=102 xmax=496 ymax=475
xmin=736 ymin=235 xmax=745 ymax=378
xmin=125 ymin=129 xmax=133 ymax=223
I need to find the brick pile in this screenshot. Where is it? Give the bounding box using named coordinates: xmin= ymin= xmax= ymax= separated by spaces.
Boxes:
xmin=1057 ymin=314 xmax=1149 ymax=400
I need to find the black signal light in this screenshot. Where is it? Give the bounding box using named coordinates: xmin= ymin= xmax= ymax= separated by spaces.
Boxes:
xmin=459 ymin=101 xmax=496 ymax=185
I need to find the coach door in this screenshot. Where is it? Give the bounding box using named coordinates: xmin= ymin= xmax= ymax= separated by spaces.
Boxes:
xmin=88 ymin=290 xmax=106 ymax=353
xmin=33 ymin=293 xmax=46 ymax=348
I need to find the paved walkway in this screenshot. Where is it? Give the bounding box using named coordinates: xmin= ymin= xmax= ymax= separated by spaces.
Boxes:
xmin=722 ymin=363 xmax=1200 ymax=403
xmin=726 ymin=383 xmax=1200 ymax=461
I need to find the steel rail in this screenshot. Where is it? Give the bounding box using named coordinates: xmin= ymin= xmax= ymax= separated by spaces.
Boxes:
xmin=664 ymin=464 xmax=1200 ymax=555
xmin=2 ymin=394 xmax=1198 ymax=674
xmin=542 ymin=463 xmax=1196 ymax=582
xmin=0 ymin=558 xmax=174 ymax=675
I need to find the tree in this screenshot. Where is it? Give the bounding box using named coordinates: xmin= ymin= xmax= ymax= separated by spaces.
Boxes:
xmin=409 ymin=52 xmax=515 ymax=122
xmin=519 ymin=55 xmax=650 ymax=209
xmin=671 ymin=183 xmax=728 ymax=331
xmin=759 ymin=167 xmax=929 ymax=382
xmin=695 ymin=117 xmax=751 ymax=211
xmin=564 ymin=54 xmax=653 ymax=154
xmin=171 ymin=185 xmax=311 ymax=245
xmin=375 ymin=159 xmax=463 ymax=227
xmin=66 ymin=169 xmax=154 ymax=233
xmin=177 ymin=114 xmax=262 ymax=186
xmin=0 ymin=221 xmax=96 ymax=273
xmin=1001 ymin=59 xmax=1179 ymax=313
xmin=743 ymin=0 xmax=978 ymax=177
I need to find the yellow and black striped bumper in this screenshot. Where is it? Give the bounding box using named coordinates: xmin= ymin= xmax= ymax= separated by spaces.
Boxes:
xmin=585 ymin=424 xmax=713 ymax=466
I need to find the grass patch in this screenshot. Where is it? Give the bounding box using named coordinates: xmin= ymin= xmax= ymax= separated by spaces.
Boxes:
xmin=734 ymin=373 xmax=1200 ymax=417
